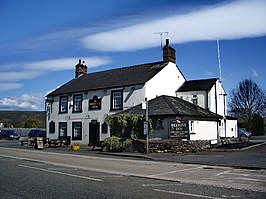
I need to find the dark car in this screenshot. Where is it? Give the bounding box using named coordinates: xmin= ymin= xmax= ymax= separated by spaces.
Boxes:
xmin=28 ymin=129 xmax=47 ymax=138
xmin=238 ymin=128 xmax=252 ymax=141
xmin=0 ymin=129 xmax=20 ymax=140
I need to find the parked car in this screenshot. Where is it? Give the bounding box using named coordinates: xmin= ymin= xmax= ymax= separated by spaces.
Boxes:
xmin=0 ymin=129 xmax=20 ymax=140
xmin=238 ymin=128 xmax=252 ymax=141
xmin=28 ymin=129 xmax=47 ymax=138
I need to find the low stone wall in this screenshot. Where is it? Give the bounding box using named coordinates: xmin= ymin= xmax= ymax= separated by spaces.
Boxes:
xmin=134 ymin=139 xmax=211 ymax=153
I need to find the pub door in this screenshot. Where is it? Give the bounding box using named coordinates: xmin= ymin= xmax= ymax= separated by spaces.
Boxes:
xmin=89 ymin=120 xmax=100 ymax=145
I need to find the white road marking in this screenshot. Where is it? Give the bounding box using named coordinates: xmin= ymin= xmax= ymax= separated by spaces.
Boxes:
xmin=142 ymin=183 xmax=182 ymax=187
xmin=19 ymin=164 xmax=102 ymax=182
xmin=153 ymin=188 xmax=226 ymax=199
xmin=148 ymin=166 xmax=204 ymax=177
xmin=215 ymin=170 xmax=230 ymax=176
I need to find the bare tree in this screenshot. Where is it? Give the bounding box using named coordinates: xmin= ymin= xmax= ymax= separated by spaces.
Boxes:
xmin=229 ymin=79 xmax=266 ymax=131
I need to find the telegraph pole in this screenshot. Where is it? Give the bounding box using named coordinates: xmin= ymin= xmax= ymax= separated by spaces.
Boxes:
xmin=143 ymin=98 xmax=149 ymax=153
xmin=145 ymin=98 xmax=149 ymax=153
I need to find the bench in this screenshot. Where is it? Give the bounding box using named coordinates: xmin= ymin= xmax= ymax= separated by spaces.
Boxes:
xmin=48 ymin=136 xmax=71 ymax=148
xmin=88 ymin=141 xmax=103 ymax=151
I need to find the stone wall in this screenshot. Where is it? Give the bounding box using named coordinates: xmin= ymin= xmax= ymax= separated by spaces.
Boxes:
xmin=134 ymin=139 xmax=211 ymax=153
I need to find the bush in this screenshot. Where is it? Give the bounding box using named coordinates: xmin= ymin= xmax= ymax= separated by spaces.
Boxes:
xmin=102 ymin=136 xmax=133 ymax=152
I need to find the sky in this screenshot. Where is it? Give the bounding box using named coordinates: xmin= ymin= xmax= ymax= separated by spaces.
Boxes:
xmin=0 ymin=0 xmax=265 ymax=111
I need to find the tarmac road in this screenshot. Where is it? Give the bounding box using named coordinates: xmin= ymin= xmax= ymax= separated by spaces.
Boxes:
xmin=0 ymin=140 xmax=266 ymax=192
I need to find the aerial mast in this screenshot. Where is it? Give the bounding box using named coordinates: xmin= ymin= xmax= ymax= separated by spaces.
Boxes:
xmin=154 ymin=32 xmax=169 ymax=56
xmin=216 ymin=38 xmax=222 ymax=82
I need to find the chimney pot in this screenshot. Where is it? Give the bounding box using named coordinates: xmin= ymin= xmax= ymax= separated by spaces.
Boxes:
xmin=163 ymin=38 xmax=176 ymax=64
xmin=166 ymin=38 xmax=169 ymax=46
xmin=75 ymin=59 xmax=88 ymax=78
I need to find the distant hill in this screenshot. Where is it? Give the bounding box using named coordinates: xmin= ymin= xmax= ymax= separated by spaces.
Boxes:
xmin=0 ymin=111 xmax=46 ymax=128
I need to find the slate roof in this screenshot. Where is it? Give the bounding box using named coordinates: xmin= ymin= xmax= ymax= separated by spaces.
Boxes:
xmin=177 ymin=78 xmax=218 ymax=92
xmin=119 ymin=95 xmax=222 ymax=120
xmin=47 ymin=61 xmax=169 ymax=97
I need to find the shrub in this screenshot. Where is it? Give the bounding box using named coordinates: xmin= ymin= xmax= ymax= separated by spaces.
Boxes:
xmin=102 ymin=136 xmax=133 ymax=152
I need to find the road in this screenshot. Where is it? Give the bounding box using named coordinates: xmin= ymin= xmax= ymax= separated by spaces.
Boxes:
xmin=0 ymin=143 xmax=265 ymax=198
xmin=1 ymin=155 xmax=265 ymax=199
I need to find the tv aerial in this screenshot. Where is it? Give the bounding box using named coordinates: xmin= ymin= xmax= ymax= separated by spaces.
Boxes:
xmin=154 ymin=32 xmax=169 ymax=50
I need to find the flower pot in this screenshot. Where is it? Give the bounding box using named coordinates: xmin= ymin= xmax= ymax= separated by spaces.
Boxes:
xmin=71 ymin=145 xmax=80 ymax=151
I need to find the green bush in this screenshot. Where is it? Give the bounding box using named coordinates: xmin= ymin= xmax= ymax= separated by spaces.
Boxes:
xmin=102 ymin=136 xmax=133 ymax=152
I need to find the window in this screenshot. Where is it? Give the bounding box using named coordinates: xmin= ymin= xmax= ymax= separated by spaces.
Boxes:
xmin=59 ymin=122 xmax=67 ymax=137
xmin=73 ymin=94 xmax=82 ymax=112
xmin=59 ymin=96 xmax=68 ymax=113
xmin=111 ymin=90 xmax=123 ymax=110
xmin=192 ymin=94 xmax=198 ymax=105
xmin=49 ymin=121 xmax=55 ymax=134
xmin=102 ymin=122 xmax=108 ymax=134
xmin=72 ymin=122 xmax=82 ymax=140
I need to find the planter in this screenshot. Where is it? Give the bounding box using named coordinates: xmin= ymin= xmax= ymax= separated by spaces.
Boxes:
xmin=71 ymin=145 xmax=80 ymax=151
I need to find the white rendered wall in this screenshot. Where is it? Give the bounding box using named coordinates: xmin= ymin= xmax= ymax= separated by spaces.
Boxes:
xmin=46 ymin=84 xmax=145 ymax=145
xmin=145 ymin=62 xmax=185 ymax=100
xmin=225 ymin=119 xmax=238 ymax=138
xmin=190 ymin=120 xmax=218 ymax=141
xmin=176 ymin=91 xmax=207 ymax=109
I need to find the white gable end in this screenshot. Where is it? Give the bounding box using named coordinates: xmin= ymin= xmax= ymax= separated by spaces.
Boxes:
xmin=145 ymin=62 xmax=185 ymax=100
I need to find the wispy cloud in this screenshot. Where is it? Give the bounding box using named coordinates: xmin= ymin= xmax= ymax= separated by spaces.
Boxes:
xmin=0 ymin=93 xmax=46 ymax=111
xmin=251 ymin=69 xmax=259 ymax=77
xmin=23 ymin=57 xmax=112 ymax=71
xmin=0 ymin=56 xmax=111 ymax=92
xmin=0 ymin=71 xmax=41 ymax=82
xmin=0 ymin=83 xmax=23 ymax=92
xmin=82 ymin=0 xmax=266 ymax=52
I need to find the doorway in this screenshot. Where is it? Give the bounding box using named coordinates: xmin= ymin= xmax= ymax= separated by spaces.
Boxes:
xmin=89 ymin=120 xmax=100 ymax=145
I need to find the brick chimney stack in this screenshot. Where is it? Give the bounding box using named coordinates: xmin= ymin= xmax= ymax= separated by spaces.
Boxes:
xmin=163 ymin=39 xmax=176 ymax=64
xmin=75 ymin=59 xmax=87 ymax=78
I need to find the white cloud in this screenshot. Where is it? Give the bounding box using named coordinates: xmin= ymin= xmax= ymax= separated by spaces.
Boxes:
xmin=0 ymin=71 xmax=42 ymax=82
xmin=0 ymin=56 xmax=112 ymax=92
xmin=251 ymin=69 xmax=259 ymax=77
xmin=0 ymin=93 xmax=46 ymax=111
xmin=0 ymin=83 xmax=23 ymax=91
xmin=23 ymin=56 xmax=112 ymax=71
xmin=82 ymin=0 xmax=266 ymax=52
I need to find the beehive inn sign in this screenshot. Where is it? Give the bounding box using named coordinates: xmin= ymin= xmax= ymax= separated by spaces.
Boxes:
xmin=170 ymin=120 xmax=189 ymax=139
xmin=89 ymin=96 xmax=101 ymax=110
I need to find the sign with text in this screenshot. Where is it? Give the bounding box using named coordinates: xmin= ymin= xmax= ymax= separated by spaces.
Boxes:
xmin=89 ymin=97 xmax=102 ymax=110
xmin=143 ymin=121 xmax=149 ymax=135
xmin=170 ymin=120 xmax=189 ymax=139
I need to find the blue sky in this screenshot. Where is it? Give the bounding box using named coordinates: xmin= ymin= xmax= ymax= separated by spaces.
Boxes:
xmin=0 ymin=0 xmax=265 ymax=111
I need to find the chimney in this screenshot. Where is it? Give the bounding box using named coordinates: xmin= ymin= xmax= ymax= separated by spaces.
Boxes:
xmin=75 ymin=59 xmax=88 ymax=78
xmin=163 ymin=38 xmax=176 ymax=63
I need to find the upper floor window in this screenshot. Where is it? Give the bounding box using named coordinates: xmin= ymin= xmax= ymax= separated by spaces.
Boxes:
xmin=73 ymin=94 xmax=82 ymax=112
xmin=59 ymin=96 xmax=68 ymax=113
xmin=192 ymin=94 xmax=198 ymax=105
xmin=111 ymin=90 xmax=123 ymax=110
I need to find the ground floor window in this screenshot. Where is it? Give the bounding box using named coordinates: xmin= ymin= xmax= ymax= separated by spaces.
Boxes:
xmin=49 ymin=121 xmax=55 ymax=134
xmin=59 ymin=122 xmax=67 ymax=137
xmin=72 ymin=122 xmax=82 ymax=140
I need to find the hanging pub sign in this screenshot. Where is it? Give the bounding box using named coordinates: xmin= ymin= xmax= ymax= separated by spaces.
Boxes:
xmin=89 ymin=96 xmax=102 ymax=110
xmin=170 ymin=120 xmax=189 ymax=139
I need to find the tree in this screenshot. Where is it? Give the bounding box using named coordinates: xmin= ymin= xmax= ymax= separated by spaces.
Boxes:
xmin=229 ymin=78 xmax=266 ymax=132
xmin=105 ymin=114 xmax=163 ymax=139
xmin=24 ymin=118 xmax=39 ymax=128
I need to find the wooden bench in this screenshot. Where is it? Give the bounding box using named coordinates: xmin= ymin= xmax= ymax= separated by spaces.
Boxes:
xmin=48 ymin=136 xmax=71 ymax=148
xmin=88 ymin=141 xmax=103 ymax=151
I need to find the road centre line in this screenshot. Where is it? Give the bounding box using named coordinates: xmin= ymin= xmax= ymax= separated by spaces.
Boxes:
xmin=142 ymin=183 xmax=182 ymax=187
xmin=153 ymin=188 xmax=226 ymax=199
xmin=147 ymin=166 xmax=204 ymax=177
xmin=19 ymin=164 xmax=102 ymax=182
